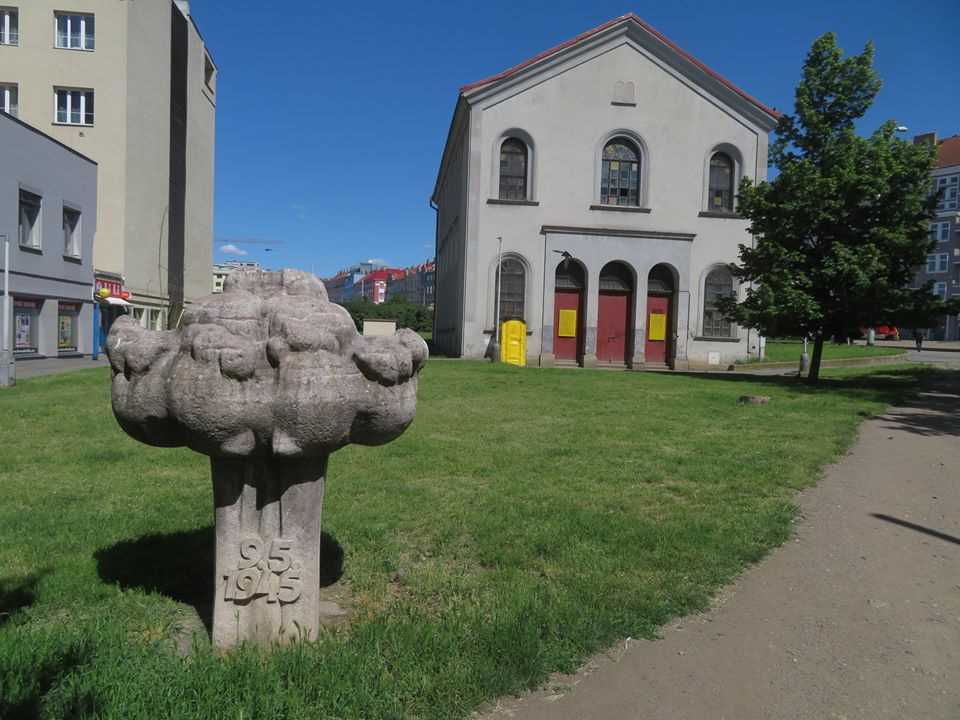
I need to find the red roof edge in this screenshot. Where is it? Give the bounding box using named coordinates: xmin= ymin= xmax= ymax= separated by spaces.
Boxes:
xmin=459 ymin=13 xmax=782 ymax=121
xmin=936 ymin=135 xmax=960 ymax=169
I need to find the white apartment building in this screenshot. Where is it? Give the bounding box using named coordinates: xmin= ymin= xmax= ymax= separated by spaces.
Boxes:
xmin=0 ymin=0 xmax=216 ymax=340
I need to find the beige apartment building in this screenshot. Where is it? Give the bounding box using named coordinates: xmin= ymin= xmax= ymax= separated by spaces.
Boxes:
xmin=0 ymin=0 xmax=215 ymax=334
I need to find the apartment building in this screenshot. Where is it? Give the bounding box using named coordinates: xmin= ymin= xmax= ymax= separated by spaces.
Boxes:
xmin=0 ymin=0 xmax=216 ymax=338
xmin=387 ymin=261 xmax=435 ymax=307
xmin=323 ymin=260 xmax=387 ymax=304
xmin=910 ymin=133 xmax=960 ymax=340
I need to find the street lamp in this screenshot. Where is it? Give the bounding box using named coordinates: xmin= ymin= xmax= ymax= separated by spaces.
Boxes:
xmin=491 ymin=236 xmax=503 ymax=361
xmin=1 ymin=232 xmax=14 ymax=388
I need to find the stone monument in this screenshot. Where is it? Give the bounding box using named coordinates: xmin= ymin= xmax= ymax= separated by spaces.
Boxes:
xmin=105 ymin=269 xmax=427 ymax=648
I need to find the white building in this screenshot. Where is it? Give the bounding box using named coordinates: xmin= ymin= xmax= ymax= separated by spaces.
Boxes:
xmin=212 ymin=261 xmax=262 ymax=293
xmin=430 ymin=14 xmax=779 ymax=368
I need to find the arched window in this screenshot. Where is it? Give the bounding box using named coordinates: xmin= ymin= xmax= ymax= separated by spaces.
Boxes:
xmin=703 ymin=267 xmax=735 ymax=337
xmin=601 ymin=138 xmax=641 ymax=206
xmin=708 ymin=152 xmax=735 ymax=212
xmin=499 ymin=138 xmax=528 ymax=200
xmin=496 ymin=257 xmax=525 ymax=321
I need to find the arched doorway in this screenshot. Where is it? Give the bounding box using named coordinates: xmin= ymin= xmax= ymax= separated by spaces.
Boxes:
xmin=597 ymin=261 xmax=633 ymax=364
xmin=645 ymin=264 xmax=675 ymax=365
xmin=553 ymin=260 xmax=585 ymax=363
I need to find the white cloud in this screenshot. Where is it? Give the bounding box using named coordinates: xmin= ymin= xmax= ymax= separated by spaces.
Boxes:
xmin=219 ymin=243 xmax=248 ymax=257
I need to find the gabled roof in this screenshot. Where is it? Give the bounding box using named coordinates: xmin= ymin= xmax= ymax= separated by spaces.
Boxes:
xmin=460 ymin=13 xmax=781 ymax=121
xmin=936 ymin=135 xmax=960 ymax=169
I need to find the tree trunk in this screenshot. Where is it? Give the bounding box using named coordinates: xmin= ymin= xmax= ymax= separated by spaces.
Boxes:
xmin=210 ymin=457 xmax=327 ymax=649
xmin=807 ymin=335 xmax=825 ymax=384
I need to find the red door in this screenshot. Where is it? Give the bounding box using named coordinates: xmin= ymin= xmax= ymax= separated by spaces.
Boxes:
xmin=645 ymin=295 xmax=670 ymax=364
xmin=553 ymin=289 xmax=582 ymax=361
xmin=597 ymin=291 xmax=630 ymax=363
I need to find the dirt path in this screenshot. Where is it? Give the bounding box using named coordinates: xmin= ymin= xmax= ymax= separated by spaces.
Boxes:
xmin=481 ymin=371 xmax=960 ymax=720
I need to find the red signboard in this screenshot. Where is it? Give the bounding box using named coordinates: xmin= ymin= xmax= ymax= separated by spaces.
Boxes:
xmin=95 ymin=277 xmax=123 ymax=297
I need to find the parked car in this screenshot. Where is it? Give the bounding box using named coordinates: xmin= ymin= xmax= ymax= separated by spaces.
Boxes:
xmin=861 ymin=325 xmax=899 ymax=340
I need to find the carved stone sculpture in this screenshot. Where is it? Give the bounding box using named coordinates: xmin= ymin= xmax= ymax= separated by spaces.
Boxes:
xmin=105 ymin=269 xmax=427 ymax=648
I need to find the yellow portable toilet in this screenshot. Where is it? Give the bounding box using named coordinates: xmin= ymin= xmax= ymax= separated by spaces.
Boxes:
xmin=500 ymin=320 xmax=527 ymax=366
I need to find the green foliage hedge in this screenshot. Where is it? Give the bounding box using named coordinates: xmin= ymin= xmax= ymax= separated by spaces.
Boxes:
xmin=342 ymin=297 xmax=433 ymax=334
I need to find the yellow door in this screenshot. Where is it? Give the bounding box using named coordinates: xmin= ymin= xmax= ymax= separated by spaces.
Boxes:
xmin=500 ymin=320 xmax=527 ymax=366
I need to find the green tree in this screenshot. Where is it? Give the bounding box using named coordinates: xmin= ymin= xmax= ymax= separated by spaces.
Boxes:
xmin=891 ymin=286 xmax=960 ymax=339
xmin=342 ymin=296 xmax=433 ymax=334
xmin=720 ymin=33 xmax=939 ymax=382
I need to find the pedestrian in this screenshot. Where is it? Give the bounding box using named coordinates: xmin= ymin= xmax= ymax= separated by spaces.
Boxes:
xmin=915 ymin=330 xmax=924 ymax=352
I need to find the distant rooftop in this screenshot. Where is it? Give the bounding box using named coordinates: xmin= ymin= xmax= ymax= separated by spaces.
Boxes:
xmin=936 ymin=135 xmax=960 ymax=169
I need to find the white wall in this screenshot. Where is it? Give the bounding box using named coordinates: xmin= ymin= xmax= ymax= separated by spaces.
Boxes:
xmin=452 ymin=30 xmax=773 ymax=365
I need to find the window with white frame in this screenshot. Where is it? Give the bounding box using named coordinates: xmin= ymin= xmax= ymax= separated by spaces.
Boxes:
xmin=933 ymin=281 xmax=947 ymax=299
xmin=935 ymin=174 xmax=959 ymax=212
xmin=63 ymin=206 xmax=81 ymax=257
xmin=55 ymin=88 xmax=94 ymax=125
xmin=1 ymin=82 xmax=16 ymax=116
xmin=929 ymin=221 xmax=951 ymax=243
xmin=927 ymin=253 xmax=949 ymax=273
xmin=19 ymin=189 xmax=42 ymax=249
xmin=55 ymin=13 xmax=94 ymax=50
xmin=0 ymin=8 xmax=18 ymax=45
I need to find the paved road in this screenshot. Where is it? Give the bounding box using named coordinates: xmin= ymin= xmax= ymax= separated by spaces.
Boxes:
xmin=10 ymin=356 xmax=108 ymax=380
xmin=481 ymin=371 xmax=960 ymax=720
xmin=906 ymin=349 xmax=960 ymax=367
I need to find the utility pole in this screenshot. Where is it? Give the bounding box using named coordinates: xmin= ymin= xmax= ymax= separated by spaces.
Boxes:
xmin=491 ymin=236 xmax=503 ymax=361
xmin=1 ymin=233 xmax=14 ymax=387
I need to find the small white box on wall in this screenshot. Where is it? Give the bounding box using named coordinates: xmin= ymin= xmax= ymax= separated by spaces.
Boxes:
xmin=708 ymin=351 xmax=721 ymax=366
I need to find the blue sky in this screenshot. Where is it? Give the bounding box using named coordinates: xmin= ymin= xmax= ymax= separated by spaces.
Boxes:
xmin=192 ymin=0 xmax=958 ymax=277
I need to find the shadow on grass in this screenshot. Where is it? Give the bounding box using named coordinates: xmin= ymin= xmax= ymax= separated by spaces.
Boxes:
xmin=0 ymin=643 xmax=96 ymax=720
xmin=690 ymin=367 xmax=960 ymax=438
xmin=0 ymin=570 xmax=49 ymax=627
xmin=875 ymin=371 xmax=960 ymax=438
xmin=94 ymin=527 xmax=344 ymax=634
xmin=687 ymin=365 xmax=930 ymax=399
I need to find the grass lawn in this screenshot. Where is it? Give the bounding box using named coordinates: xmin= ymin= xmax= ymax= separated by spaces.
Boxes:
xmin=0 ymin=361 xmax=925 ymax=719
xmin=742 ymin=339 xmax=905 ymax=364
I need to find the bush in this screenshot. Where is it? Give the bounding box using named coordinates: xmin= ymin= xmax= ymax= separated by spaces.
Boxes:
xmin=342 ymin=297 xmax=433 ymax=334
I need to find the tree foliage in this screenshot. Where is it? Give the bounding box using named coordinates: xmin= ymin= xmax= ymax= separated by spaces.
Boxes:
xmin=342 ymin=296 xmax=433 ymax=334
xmin=720 ymin=33 xmax=945 ymax=382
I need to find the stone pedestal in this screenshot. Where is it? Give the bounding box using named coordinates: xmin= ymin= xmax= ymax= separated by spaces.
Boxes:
xmin=105 ymin=268 xmax=427 ymax=649
xmin=211 ymin=457 xmax=327 ymax=648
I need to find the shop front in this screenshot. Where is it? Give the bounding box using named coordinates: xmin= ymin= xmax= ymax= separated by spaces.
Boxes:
xmin=58 ymin=302 xmax=82 ymax=354
xmin=14 ymin=298 xmax=41 ymax=355
xmin=94 ymin=275 xmax=131 ymax=353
